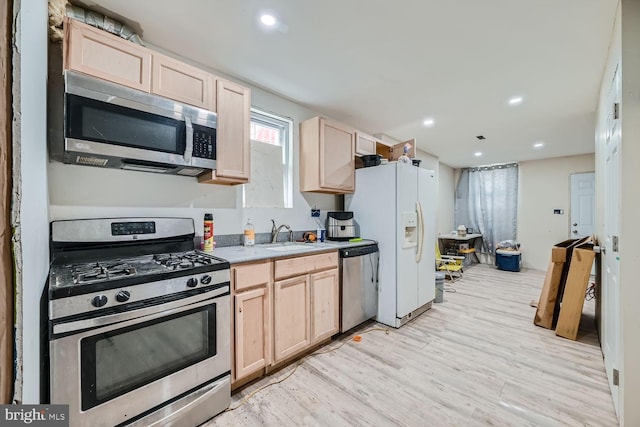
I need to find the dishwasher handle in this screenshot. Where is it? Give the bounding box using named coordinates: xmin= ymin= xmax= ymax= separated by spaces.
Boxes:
xmin=340 ymin=244 xmax=379 ymax=258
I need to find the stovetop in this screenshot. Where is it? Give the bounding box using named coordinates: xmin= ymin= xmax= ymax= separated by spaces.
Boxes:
xmin=49 ymin=250 xmax=229 ymax=299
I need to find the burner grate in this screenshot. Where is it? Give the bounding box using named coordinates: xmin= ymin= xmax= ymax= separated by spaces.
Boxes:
xmin=73 ymin=261 xmax=137 ymax=285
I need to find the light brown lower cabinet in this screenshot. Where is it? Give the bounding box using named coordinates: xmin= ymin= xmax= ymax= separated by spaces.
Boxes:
xmin=232 ymin=261 xmax=271 ymax=383
xmin=232 ymin=253 xmax=339 ymax=386
xmin=310 ymin=269 xmax=340 ymax=343
xmin=234 ymin=286 xmax=270 ymax=380
xmin=273 ymin=275 xmax=311 ymax=363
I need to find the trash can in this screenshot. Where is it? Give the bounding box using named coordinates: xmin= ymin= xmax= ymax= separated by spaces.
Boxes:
xmin=435 ymin=272 xmax=445 ymax=303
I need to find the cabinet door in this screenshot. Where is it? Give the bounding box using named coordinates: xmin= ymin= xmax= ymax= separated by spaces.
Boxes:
xmin=64 ymin=18 xmax=151 ymax=92
xmin=320 ymin=119 xmax=355 ymax=192
xmin=235 ymin=287 xmax=270 ymax=380
xmin=215 ymin=78 xmax=251 ymax=181
xmin=273 ymin=276 xmax=311 ymax=362
xmin=310 ymin=269 xmax=340 ymax=343
xmin=152 ymin=53 xmax=215 ymax=110
xmin=355 ymin=132 xmax=377 ymax=156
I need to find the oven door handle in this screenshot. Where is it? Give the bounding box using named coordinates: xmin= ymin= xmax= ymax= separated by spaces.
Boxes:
xmin=52 ymin=286 xmax=228 ymax=336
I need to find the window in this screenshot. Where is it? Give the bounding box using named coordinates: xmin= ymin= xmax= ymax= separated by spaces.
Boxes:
xmin=454 ymin=163 xmax=518 ymax=255
xmin=242 ymin=108 xmax=293 ymax=208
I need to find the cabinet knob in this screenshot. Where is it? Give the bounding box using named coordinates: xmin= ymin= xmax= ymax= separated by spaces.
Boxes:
xmin=239 ymin=307 xmax=242 ymax=313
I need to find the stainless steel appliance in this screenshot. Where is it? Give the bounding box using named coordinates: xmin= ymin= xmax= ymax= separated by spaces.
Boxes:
xmin=326 ymin=211 xmax=357 ymax=241
xmin=46 ymin=218 xmax=231 ymax=427
xmin=48 ymin=70 xmax=216 ymax=176
xmin=339 ymin=243 xmax=379 ymax=332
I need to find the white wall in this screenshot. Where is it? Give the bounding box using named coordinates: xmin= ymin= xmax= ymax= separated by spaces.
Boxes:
xmin=13 ymin=0 xmax=49 ymax=403
xmin=517 ymin=154 xmax=595 ymax=270
xmin=619 ymin=1 xmax=640 ymax=424
xmin=437 ymin=163 xmax=455 ymax=236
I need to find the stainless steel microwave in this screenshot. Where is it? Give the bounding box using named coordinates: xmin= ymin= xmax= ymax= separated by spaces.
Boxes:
xmin=48 ymin=70 xmax=217 ymax=176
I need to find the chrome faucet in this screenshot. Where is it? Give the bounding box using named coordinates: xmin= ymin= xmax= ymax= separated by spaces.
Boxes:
xmin=271 ymin=219 xmax=293 ymax=243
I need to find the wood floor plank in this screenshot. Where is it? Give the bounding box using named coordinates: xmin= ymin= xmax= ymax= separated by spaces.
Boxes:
xmin=207 ymin=264 xmax=617 ymax=426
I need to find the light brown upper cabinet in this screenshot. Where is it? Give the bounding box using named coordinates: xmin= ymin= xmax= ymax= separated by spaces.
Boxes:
xmin=151 ymin=53 xmax=215 ymax=111
xmin=300 ymin=116 xmax=355 ymax=194
xmin=63 ymin=18 xmax=252 ymax=185
xmin=64 ymin=17 xmax=151 ymax=92
xmin=354 ymin=131 xmax=378 ymax=156
xmin=198 ymin=78 xmax=251 ymax=185
xmin=377 ymin=138 xmax=416 ymax=161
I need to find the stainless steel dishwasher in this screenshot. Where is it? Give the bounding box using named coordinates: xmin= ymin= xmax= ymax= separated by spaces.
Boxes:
xmin=339 ymin=243 xmax=379 ymax=332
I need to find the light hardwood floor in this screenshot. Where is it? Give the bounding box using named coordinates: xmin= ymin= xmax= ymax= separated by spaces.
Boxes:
xmin=207 ymin=264 xmax=618 ymax=426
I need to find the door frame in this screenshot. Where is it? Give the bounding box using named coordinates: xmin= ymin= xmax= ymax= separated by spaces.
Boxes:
xmin=0 ymin=0 xmax=14 ymax=404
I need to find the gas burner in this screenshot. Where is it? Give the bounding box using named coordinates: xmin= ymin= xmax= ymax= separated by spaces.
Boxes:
xmin=153 ymin=251 xmax=215 ymax=270
xmin=72 ymin=261 xmax=137 ymax=285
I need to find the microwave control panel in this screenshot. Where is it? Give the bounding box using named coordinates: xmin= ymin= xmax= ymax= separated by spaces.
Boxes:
xmin=192 ymin=125 xmax=216 ymax=160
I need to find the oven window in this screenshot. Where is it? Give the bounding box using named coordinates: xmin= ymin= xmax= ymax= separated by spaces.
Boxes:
xmin=66 ymin=94 xmax=185 ymax=154
xmin=80 ymin=304 xmax=216 ymax=410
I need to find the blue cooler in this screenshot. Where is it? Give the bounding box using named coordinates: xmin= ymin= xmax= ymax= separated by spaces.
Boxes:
xmin=496 ymin=249 xmax=521 ymax=272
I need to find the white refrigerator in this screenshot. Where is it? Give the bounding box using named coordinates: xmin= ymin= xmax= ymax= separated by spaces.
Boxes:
xmin=345 ymin=162 xmax=436 ymax=328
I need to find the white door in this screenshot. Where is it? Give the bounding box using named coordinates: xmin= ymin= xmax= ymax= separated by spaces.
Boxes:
xmin=417 ymin=168 xmax=436 ymax=305
xmin=396 ymin=163 xmax=418 ymax=318
xmin=603 ymin=63 xmax=621 ymax=414
xmin=570 ymin=172 xmax=595 ymax=238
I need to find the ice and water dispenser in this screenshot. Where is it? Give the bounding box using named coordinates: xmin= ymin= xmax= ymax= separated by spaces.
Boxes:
xmin=402 ymin=211 xmax=418 ymax=248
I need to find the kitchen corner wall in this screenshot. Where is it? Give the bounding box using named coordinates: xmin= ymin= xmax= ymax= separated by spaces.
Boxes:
xmin=13 ymin=0 xmax=49 ymax=404
xmin=517 ymin=153 xmax=595 ymax=270
xmin=437 ymin=163 xmax=455 ymax=236
xmin=413 ymin=148 xmax=455 ymax=240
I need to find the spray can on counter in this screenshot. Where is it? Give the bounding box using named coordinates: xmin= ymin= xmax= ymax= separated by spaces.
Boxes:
xmin=203 ymin=213 xmax=214 ymax=252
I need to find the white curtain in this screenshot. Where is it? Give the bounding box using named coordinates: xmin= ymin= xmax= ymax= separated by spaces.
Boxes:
xmin=455 ymin=163 xmax=518 ymax=256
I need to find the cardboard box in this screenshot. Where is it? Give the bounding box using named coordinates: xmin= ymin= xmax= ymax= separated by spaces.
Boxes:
xmin=534 ymin=236 xmax=590 ymax=329
xmin=556 ymin=243 xmax=596 ymax=340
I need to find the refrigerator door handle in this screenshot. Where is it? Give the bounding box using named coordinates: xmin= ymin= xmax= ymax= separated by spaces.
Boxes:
xmin=416 ymin=201 xmax=425 ymax=262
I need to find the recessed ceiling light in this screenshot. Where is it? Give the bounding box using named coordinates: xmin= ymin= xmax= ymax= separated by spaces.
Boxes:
xmin=260 ymin=14 xmax=277 ymax=26
xmin=423 ymin=118 xmax=435 ymax=127
xmin=474 ymin=152 xmax=483 ymax=157
xmin=509 ymin=96 xmax=523 ymax=105
xmin=533 ymin=142 xmax=545 ymax=149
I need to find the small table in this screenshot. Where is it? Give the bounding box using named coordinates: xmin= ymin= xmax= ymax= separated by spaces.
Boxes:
xmin=438 ymin=234 xmax=483 ymax=264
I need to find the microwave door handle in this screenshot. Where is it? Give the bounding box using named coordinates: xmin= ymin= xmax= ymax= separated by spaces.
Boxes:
xmin=184 ymin=115 xmax=193 ymax=163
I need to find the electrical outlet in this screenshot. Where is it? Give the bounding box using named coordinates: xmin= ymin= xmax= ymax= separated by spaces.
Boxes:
xmin=311 ymin=209 xmax=320 ymax=218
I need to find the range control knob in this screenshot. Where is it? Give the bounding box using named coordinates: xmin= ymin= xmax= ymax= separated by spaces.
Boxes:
xmin=186 ymin=277 xmax=198 ymax=288
xmin=116 ymin=290 xmax=131 ymax=303
xmin=200 ymin=275 xmax=212 ymax=285
xmin=91 ymin=295 xmax=108 ymax=308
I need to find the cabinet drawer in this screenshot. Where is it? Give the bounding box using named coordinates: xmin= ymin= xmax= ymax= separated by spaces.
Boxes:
xmin=274 ymin=252 xmax=338 ymax=280
xmin=233 ymin=261 xmax=271 ymax=292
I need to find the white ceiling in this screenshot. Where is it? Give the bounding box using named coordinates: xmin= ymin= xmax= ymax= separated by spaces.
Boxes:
xmin=76 ymin=0 xmax=617 ymax=168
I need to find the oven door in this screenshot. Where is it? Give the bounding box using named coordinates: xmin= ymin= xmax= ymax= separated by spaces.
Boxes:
xmin=50 ymin=289 xmax=230 ymax=427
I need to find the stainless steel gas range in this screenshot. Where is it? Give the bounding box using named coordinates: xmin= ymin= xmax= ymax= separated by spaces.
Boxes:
xmin=46 ymin=217 xmax=231 ymax=427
